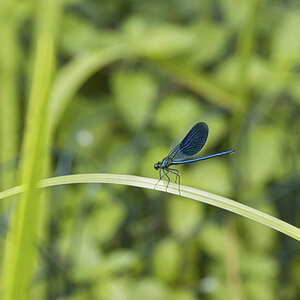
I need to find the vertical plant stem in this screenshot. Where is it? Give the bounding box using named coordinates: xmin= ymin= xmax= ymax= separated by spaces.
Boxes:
xmin=0 ymin=0 xmax=19 ymax=191
xmin=232 ymin=0 xmax=258 ymax=200
xmin=229 ymin=1 xmax=258 ymax=296
xmin=236 ymin=0 xmax=258 ymax=103
xmin=1 ymin=35 xmax=54 ymax=300
xmin=223 ymin=218 xmax=244 ymax=300
xmin=1 ymin=0 xmax=61 ymax=298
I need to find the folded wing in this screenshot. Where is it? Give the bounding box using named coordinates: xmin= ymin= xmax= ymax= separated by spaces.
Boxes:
xmin=168 ymin=122 xmax=208 ymax=161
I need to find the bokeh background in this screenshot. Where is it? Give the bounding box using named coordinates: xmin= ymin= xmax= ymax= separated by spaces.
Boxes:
xmin=0 ymin=0 xmax=300 ymax=299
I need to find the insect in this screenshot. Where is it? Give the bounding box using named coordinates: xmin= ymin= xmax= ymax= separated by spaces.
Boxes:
xmin=154 ymin=122 xmax=235 ymax=193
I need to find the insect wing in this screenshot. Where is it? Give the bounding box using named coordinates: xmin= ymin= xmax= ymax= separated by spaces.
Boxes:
xmin=168 ymin=122 xmax=208 ymax=161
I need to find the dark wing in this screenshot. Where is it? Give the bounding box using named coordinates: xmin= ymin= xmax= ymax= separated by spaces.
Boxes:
xmin=168 ymin=122 xmax=208 ymax=161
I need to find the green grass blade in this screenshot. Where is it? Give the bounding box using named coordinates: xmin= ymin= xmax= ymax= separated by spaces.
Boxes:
xmin=0 ymin=174 xmax=299 ymax=241
xmin=0 ymin=0 xmax=19 ymax=190
xmin=1 ymin=34 xmax=54 ymax=300
xmin=49 ymin=45 xmax=128 ymax=129
xmin=149 ymin=59 xmax=245 ymax=112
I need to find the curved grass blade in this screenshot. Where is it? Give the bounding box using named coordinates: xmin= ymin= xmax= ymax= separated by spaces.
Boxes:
xmin=0 ymin=174 xmax=299 ymax=241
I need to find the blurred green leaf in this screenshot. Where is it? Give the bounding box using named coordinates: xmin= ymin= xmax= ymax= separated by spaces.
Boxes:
xmin=244 ymin=278 xmax=276 ymax=300
xmin=152 ymin=60 xmax=241 ymax=111
xmin=167 ymin=197 xmax=203 ymax=239
xmin=104 ymin=249 xmax=139 ymax=274
xmin=152 ymin=238 xmax=181 ymax=282
xmin=220 ymin=0 xmax=250 ymax=29
xmin=61 ymin=15 xmax=120 ymax=54
xmin=96 ymin=278 xmax=131 ymax=300
xmin=131 ymin=278 xmax=171 ymax=300
xmin=111 ymin=69 xmax=157 ymax=130
xmin=183 ymin=160 xmax=233 ymax=196
xmin=72 ymin=236 xmax=103 ymax=281
xmin=198 ymin=222 xmax=224 ymax=259
xmin=241 ymin=251 xmax=278 ymax=280
xmin=272 ymin=10 xmax=300 ymax=64
xmin=288 ymin=74 xmax=300 ymax=105
xmin=123 ymin=17 xmax=197 ymax=58
xmin=188 ymin=20 xmax=228 ymax=65
xmin=155 ymin=95 xmax=202 ymax=137
xmin=85 ymin=200 xmax=126 ymax=244
xmin=172 ymin=289 xmax=197 ymax=300
xmin=241 ymin=201 xmax=277 ymax=252
xmin=246 ymin=125 xmax=285 ymax=188
xmin=214 ymin=56 xmax=272 ymax=92
xmin=50 ymin=45 xmax=128 ymax=129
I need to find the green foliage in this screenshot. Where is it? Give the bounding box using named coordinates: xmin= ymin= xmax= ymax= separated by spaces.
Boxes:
xmin=167 ymin=197 xmax=203 ymax=239
xmin=0 ymin=0 xmax=300 ymax=299
xmin=111 ymin=69 xmax=157 ymax=129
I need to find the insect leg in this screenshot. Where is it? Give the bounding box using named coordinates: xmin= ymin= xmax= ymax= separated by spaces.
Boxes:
xmin=163 ymin=169 xmax=170 ymax=192
xmin=168 ymin=168 xmax=179 ymax=183
xmin=167 ymin=169 xmax=178 ymax=183
xmin=154 ymin=169 xmax=161 ymax=190
xmin=177 ymin=172 xmax=181 ymax=195
xmin=154 ymin=168 xmax=166 ymax=190
xmin=168 ymin=168 xmax=181 ymax=195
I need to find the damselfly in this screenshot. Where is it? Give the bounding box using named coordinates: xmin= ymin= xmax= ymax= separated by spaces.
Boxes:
xmin=154 ymin=122 xmax=234 ymax=193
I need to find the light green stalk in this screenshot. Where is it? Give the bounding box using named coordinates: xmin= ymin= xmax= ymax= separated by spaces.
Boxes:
xmin=1 ymin=35 xmax=54 ymax=300
xmin=0 ymin=174 xmax=299 ymax=241
xmin=49 ymin=44 xmax=128 ymax=130
xmin=0 ymin=0 xmax=19 ymax=190
xmin=0 ymin=0 xmax=62 ymax=297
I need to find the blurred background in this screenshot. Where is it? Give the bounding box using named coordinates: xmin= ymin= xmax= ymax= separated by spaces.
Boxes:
xmin=0 ymin=0 xmax=300 ymax=299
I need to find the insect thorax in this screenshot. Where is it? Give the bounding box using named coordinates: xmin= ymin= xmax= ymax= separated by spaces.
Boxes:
xmin=161 ymin=157 xmax=172 ymax=168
